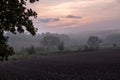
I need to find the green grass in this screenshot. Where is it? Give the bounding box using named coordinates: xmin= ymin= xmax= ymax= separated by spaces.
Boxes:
xmin=8 ymin=47 xmax=120 ymax=61
xmin=8 ymin=51 xmax=55 ymax=61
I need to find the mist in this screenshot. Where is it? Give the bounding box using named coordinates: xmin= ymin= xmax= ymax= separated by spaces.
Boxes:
xmin=6 ymin=28 xmax=120 ymax=52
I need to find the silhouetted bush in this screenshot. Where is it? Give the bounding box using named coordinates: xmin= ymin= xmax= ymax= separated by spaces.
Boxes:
xmin=27 ymin=45 xmax=36 ymax=54
xmin=57 ymin=41 xmax=64 ymax=51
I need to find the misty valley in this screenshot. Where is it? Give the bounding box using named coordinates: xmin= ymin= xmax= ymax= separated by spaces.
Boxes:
xmin=0 ymin=0 xmax=120 ymax=80
xmin=7 ymin=30 xmax=120 ymax=55
xmin=0 ymin=30 xmax=119 ymax=80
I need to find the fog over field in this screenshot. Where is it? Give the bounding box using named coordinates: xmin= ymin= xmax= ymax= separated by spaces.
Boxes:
xmin=7 ymin=29 xmax=120 ymax=51
xmin=0 ymin=0 xmax=120 ymax=80
xmin=6 ymin=0 xmax=119 ymax=52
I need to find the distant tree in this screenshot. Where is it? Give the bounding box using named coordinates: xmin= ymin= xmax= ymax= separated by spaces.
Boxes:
xmin=84 ymin=45 xmax=89 ymax=51
xmin=41 ymin=36 xmax=60 ymax=51
xmin=58 ymin=41 xmax=64 ymax=51
xmin=40 ymin=32 xmax=70 ymax=45
xmin=87 ymin=36 xmax=102 ymax=49
xmin=27 ymin=45 xmax=36 ymax=54
xmin=0 ymin=0 xmax=38 ymax=57
xmin=113 ymin=43 xmax=117 ymax=48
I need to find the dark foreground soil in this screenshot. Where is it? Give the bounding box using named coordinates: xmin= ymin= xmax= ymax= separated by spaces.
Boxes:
xmin=0 ymin=49 xmax=120 ymax=80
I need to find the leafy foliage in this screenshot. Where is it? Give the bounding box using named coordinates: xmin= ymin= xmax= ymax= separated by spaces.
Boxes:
xmin=0 ymin=0 xmax=39 ymax=60
xmin=0 ymin=32 xmax=15 ymax=61
xmin=0 ymin=0 xmax=38 ymax=35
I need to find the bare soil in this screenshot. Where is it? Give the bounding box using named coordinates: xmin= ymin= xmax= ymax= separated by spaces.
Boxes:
xmin=0 ymin=49 xmax=120 ymax=80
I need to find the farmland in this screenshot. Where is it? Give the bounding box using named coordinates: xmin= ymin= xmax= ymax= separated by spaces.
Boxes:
xmin=0 ymin=49 xmax=120 ymax=80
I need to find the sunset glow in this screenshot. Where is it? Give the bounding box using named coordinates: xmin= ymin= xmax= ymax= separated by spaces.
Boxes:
xmin=28 ymin=0 xmax=120 ymax=33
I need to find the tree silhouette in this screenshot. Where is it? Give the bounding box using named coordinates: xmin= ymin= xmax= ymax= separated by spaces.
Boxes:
xmin=57 ymin=41 xmax=64 ymax=51
xmin=41 ymin=36 xmax=60 ymax=51
xmin=27 ymin=45 xmax=36 ymax=54
xmin=87 ymin=36 xmax=102 ymax=49
xmin=0 ymin=0 xmax=39 ymax=59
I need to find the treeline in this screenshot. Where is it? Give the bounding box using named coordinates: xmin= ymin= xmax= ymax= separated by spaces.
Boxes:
xmin=6 ymin=32 xmax=70 ymax=51
xmin=6 ymin=31 xmax=120 ymax=54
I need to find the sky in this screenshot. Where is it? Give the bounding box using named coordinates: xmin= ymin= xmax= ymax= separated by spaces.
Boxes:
xmin=28 ymin=0 xmax=120 ymax=34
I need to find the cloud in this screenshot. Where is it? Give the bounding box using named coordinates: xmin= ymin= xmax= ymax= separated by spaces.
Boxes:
xmin=38 ymin=18 xmax=60 ymax=23
xmin=116 ymin=0 xmax=120 ymax=4
xmin=31 ymin=0 xmax=95 ymax=6
xmin=66 ymin=15 xmax=82 ymax=19
xmin=31 ymin=0 xmax=120 ymax=33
